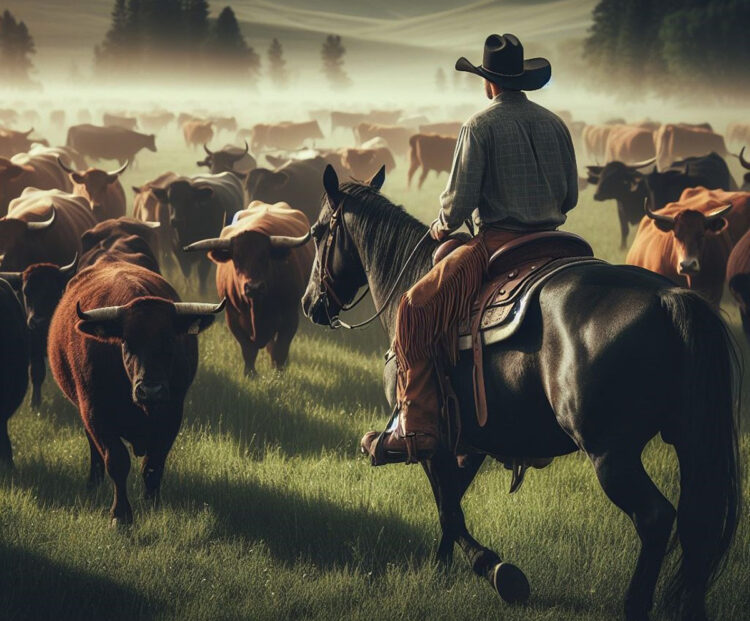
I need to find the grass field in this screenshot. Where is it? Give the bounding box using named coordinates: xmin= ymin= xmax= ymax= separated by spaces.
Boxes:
xmin=1 ymin=129 xmax=748 ymax=621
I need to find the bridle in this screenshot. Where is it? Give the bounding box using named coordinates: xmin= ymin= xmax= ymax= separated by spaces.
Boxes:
xmin=316 ymin=195 xmax=430 ymax=330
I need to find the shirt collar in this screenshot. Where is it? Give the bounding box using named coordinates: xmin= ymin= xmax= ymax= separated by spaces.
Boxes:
xmin=491 ymin=90 xmax=528 ymax=104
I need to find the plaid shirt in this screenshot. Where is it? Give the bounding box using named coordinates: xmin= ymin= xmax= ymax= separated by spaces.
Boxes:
xmin=438 ymin=90 xmax=578 ymax=232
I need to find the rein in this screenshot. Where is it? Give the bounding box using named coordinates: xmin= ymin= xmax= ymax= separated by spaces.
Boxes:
xmin=317 ymin=197 xmax=430 ymax=331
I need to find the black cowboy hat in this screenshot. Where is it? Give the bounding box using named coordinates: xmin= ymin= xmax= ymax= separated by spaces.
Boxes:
xmin=455 ymin=33 xmax=551 ymax=91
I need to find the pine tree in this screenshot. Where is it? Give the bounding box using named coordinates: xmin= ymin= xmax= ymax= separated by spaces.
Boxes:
xmin=435 ymin=67 xmax=446 ymax=90
xmin=94 ymin=0 xmax=128 ymax=72
xmin=0 ymin=10 xmax=37 ymax=85
xmin=207 ymin=6 xmax=260 ymax=79
xmin=267 ymin=38 xmax=288 ymax=87
xmin=184 ymin=0 xmax=210 ymax=43
xmin=321 ymin=34 xmax=350 ymax=89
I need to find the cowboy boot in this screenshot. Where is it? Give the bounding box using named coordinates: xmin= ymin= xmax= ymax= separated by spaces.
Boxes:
xmin=361 ymin=359 xmax=440 ymax=465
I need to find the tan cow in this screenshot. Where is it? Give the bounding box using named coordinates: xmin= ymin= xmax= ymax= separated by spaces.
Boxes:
xmin=407 ymin=134 xmax=457 ymax=189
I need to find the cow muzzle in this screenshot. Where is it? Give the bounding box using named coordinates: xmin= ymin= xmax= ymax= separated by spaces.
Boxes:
xmin=244 ymin=281 xmax=267 ymax=299
xmin=679 ymin=257 xmax=701 ymax=275
xmin=133 ymin=381 xmax=170 ymax=404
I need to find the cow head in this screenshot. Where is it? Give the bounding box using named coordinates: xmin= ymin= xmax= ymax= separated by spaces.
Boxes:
xmin=0 ymin=254 xmax=77 ymax=336
xmin=197 ymin=141 xmax=249 ymax=175
xmin=151 ymin=181 xmax=217 ymax=249
xmin=0 ymin=208 xmax=56 ymax=270
xmin=245 ymin=168 xmax=289 ymax=204
xmin=58 ymin=157 xmax=128 ymax=220
xmin=587 ymin=157 xmax=656 ymax=202
xmin=645 ymin=200 xmax=732 ymax=276
xmin=183 ymin=229 xmax=310 ymax=300
xmin=76 ymin=297 xmax=224 ymax=405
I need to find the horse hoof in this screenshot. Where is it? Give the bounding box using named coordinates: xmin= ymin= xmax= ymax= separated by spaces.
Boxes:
xmin=492 ymin=562 xmax=530 ymax=604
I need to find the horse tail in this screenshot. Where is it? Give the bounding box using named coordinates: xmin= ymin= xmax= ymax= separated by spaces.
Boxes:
xmin=659 ymin=288 xmax=741 ymax=617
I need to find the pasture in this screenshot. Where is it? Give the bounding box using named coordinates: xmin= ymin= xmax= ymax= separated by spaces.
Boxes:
xmin=1 ymin=118 xmax=749 ymax=621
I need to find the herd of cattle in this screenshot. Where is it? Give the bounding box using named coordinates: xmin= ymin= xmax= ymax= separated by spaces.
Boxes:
xmin=0 ymin=103 xmax=749 ymax=524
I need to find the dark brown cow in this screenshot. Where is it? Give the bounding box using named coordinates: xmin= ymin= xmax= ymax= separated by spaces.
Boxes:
xmin=604 ymin=125 xmax=656 ymax=164
xmin=407 ymin=134 xmax=457 ymax=189
xmin=0 ymin=147 xmax=73 ymax=216
xmin=103 ymin=113 xmax=138 ymax=131
xmin=726 ymin=227 xmax=750 ymax=341
xmin=138 ymin=111 xmax=175 ymax=133
xmin=58 ymin=158 xmax=128 ymax=221
xmin=250 ymin=121 xmax=324 ymax=154
xmin=132 ymin=171 xmax=179 ymax=266
xmin=197 ymin=142 xmax=256 ymax=176
xmin=184 ymin=202 xmax=312 ymax=374
xmin=66 ymin=124 xmax=157 ymax=165
xmin=182 ymin=120 xmax=214 ymax=149
xmin=80 ymin=217 xmax=162 ymax=273
xmin=0 ymin=127 xmax=48 ymax=158
xmin=0 ymin=277 xmax=28 ymax=466
xmin=354 ymin=122 xmax=412 ymax=156
xmin=48 ymin=261 xmax=223 ymax=524
xmin=418 ymin=122 xmax=462 ymax=137
xmin=654 ymin=124 xmax=728 ymax=171
xmin=0 ymin=188 xmax=97 ymax=271
xmin=625 ymin=188 xmax=749 ymax=305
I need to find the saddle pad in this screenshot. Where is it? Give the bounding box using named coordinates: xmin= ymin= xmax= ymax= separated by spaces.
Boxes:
xmin=457 ymin=257 xmax=606 ymax=350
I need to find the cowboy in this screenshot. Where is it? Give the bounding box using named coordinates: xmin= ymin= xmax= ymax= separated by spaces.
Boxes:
xmin=362 ymin=34 xmax=579 ymax=464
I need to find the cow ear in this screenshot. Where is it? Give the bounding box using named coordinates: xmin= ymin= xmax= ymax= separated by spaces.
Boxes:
xmin=368 ymin=165 xmax=386 ymax=190
xmin=323 ymin=164 xmax=341 ymax=205
xmin=76 ymin=318 xmax=123 ymax=342
xmin=131 ymin=185 xmax=142 ymax=194
xmin=208 ymin=249 xmax=232 ymax=263
xmin=175 ymin=314 xmax=216 ymax=335
xmin=151 ymin=187 xmax=169 ymax=203
xmin=71 ymin=172 xmax=85 ymax=184
xmin=706 ymin=217 xmax=728 ymax=234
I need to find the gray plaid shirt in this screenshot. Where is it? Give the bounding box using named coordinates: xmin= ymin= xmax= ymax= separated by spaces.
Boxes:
xmin=438 ymin=90 xmax=578 ymax=232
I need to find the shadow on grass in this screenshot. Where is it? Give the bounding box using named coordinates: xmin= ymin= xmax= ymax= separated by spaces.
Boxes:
xmin=0 ymin=542 xmax=171 ymax=621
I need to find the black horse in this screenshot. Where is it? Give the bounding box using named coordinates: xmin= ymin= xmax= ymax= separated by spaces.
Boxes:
xmin=301 ymin=166 xmax=741 ymax=621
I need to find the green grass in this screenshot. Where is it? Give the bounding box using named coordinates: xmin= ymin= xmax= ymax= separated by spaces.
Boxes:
xmin=1 ymin=130 xmax=748 ymax=621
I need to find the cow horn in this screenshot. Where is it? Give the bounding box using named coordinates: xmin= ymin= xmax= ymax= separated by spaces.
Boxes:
xmin=706 ymin=203 xmax=733 ymax=220
xmin=22 ymin=128 xmax=33 ymax=137
xmin=59 ymin=253 xmax=78 ymax=276
xmin=644 ymin=197 xmax=675 ymax=224
xmin=0 ymin=270 xmax=22 ymax=286
xmin=26 ymin=208 xmax=56 ymax=231
xmin=182 ymin=238 xmax=231 ymax=252
xmin=739 ymin=147 xmax=750 ymax=170
xmin=173 ymin=298 xmax=227 ymax=315
xmin=141 ymin=221 xmax=161 ymax=229
xmin=108 ymin=160 xmax=129 ymax=176
xmin=57 ymin=156 xmax=77 ymax=175
xmin=269 ymin=231 xmax=311 ymax=249
xmin=203 ymin=143 xmax=213 ymax=156
xmin=628 ymin=156 xmax=657 ymax=170
xmin=76 ymin=301 xmax=125 ymax=322
xmin=229 ymin=141 xmax=250 ymax=162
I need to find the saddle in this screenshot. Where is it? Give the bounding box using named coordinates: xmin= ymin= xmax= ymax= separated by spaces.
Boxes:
xmin=436 ymin=231 xmax=603 ymax=430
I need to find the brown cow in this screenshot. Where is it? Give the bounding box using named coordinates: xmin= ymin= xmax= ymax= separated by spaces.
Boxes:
xmin=331 ymin=111 xmax=367 ymax=132
xmin=197 ymin=142 xmax=256 ymax=176
xmin=302 ymin=147 xmax=396 ymax=181
xmin=132 ymin=171 xmax=179 ymax=266
xmin=103 ymin=113 xmax=138 ymax=131
xmin=654 ymin=124 xmax=728 ymax=171
xmin=183 ymin=202 xmax=312 ymax=375
xmin=139 ymin=111 xmax=175 ymax=133
xmin=368 ymin=109 xmax=402 ymax=125
xmin=0 ymin=187 xmax=97 ymax=271
xmin=58 ymin=158 xmax=128 ymax=221
xmin=418 ymin=122 xmax=462 ymax=137
xmin=0 ymin=127 xmax=48 ymax=158
xmin=726 ymin=227 xmax=750 ymax=342
xmin=625 ymin=188 xmax=750 ymax=304
xmin=182 ymin=120 xmax=214 ymax=149
xmin=48 ymin=261 xmax=223 ymax=524
xmin=407 ymin=134 xmax=457 ymax=189
xmin=582 ymin=124 xmax=615 ymax=163
xmin=354 ymin=122 xmax=411 ymax=156
xmin=80 ymin=217 xmax=161 ymax=273
xmin=66 ymin=124 xmax=157 ymax=166
xmin=604 ymin=125 xmax=656 ymax=164
xmin=0 ymin=147 xmax=73 ymax=216
xmin=250 ymin=121 xmax=324 ymax=154
xmin=212 ymin=116 xmax=238 ymax=133
xmin=727 ymin=123 xmax=750 ymax=147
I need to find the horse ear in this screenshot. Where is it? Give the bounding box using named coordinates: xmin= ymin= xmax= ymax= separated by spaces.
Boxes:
xmin=368 ymin=165 xmax=386 ymax=190
xmin=323 ymin=164 xmax=341 ymax=204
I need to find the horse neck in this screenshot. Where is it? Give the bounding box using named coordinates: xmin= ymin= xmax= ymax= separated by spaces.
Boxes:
xmin=344 ymin=200 xmax=438 ymax=339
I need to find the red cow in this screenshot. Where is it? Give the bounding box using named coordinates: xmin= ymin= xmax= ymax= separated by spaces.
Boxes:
xmin=183 ymin=202 xmax=312 ymax=375
xmin=182 ymin=120 xmax=214 ymax=149
xmin=250 ymin=121 xmax=324 ymax=154
xmin=407 ymin=133 xmax=457 ymax=189
xmin=604 ymin=125 xmax=656 ymax=164
xmin=58 ymin=158 xmax=128 ymax=221
xmin=625 ymin=188 xmax=750 ymax=305
xmin=48 ymin=261 xmax=224 ymax=524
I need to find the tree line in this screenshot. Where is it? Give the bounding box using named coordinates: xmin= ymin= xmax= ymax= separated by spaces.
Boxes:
xmin=584 ymin=0 xmax=750 ymax=100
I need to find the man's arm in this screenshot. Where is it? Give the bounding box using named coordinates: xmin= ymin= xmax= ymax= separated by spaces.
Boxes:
xmin=560 ymin=122 xmax=578 ymax=214
xmin=437 ymin=122 xmax=486 ymax=232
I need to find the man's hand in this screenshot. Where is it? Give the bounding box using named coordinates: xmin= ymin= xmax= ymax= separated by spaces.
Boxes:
xmin=429 ymin=219 xmax=449 ymax=241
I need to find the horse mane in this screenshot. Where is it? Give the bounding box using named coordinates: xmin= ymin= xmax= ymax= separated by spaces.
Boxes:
xmin=338 ymin=181 xmax=436 ymax=296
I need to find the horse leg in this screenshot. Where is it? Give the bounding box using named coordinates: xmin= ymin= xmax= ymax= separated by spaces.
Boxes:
xmin=590 ymin=450 xmax=676 ymax=621
xmin=423 ymin=451 xmax=530 ymax=603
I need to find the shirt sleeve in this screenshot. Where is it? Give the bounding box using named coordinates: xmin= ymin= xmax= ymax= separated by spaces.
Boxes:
xmin=438 ymin=122 xmax=485 ymax=231
xmin=559 ymin=122 xmax=579 ymax=215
